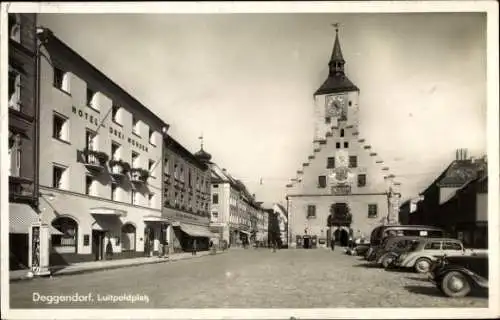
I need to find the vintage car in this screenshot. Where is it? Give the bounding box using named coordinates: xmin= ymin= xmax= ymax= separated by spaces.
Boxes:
xmin=429 ymin=254 xmax=488 ymax=297
xmin=375 ymin=236 xmax=422 ymax=268
xmin=395 ymin=238 xmax=475 ymax=273
xmin=364 ymin=225 xmax=446 ymax=261
xmin=345 ymin=238 xmax=370 ymax=256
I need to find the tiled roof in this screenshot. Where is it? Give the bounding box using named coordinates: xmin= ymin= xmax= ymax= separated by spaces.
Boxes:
xmin=437 ymin=160 xmax=485 ymax=187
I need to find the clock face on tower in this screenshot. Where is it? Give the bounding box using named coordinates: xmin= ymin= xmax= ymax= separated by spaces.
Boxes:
xmin=325 ymin=94 xmax=346 ymax=119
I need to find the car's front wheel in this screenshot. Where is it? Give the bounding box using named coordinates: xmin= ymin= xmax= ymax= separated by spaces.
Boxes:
xmin=414 ymin=258 xmax=432 ymax=273
xmin=440 ymin=271 xmax=471 ymax=298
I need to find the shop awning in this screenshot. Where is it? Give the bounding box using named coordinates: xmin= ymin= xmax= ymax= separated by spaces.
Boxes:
xmin=90 ymin=207 xmax=127 ymax=217
xmin=180 ymin=223 xmax=217 ymax=238
xmin=9 ymin=203 xmax=40 ymax=234
xmin=9 ymin=203 xmax=63 ymax=235
xmin=238 ymin=230 xmax=251 ymax=236
xmin=143 ymin=215 xmax=169 ymax=223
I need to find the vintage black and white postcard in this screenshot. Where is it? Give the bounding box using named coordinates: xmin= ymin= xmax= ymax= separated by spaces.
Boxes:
xmin=1 ymin=1 xmax=498 ymax=319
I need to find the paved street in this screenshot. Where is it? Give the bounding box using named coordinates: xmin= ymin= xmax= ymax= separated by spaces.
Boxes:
xmin=10 ymin=249 xmax=488 ymax=308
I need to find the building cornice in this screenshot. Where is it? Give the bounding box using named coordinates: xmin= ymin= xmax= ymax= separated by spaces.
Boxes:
xmin=286 ymin=192 xmax=387 ymax=198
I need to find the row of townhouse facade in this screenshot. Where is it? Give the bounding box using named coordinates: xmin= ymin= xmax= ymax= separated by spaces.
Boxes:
xmin=8 ymin=14 xmax=261 ymax=271
xmin=399 ymin=149 xmax=488 ymax=249
xmin=209 ymin=164 xmax=269 ymax=247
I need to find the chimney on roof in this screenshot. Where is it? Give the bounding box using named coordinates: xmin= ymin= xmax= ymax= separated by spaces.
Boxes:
xmin=456 ymin=148 xmax=469 ymax=161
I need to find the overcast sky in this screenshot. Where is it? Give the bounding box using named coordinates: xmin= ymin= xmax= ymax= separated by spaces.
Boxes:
xmin=37 ymin=12 xmax=487 ymax=206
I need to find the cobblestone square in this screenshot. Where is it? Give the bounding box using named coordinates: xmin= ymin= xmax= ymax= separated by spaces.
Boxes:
xmin=10 ymin=249 xmax=488 ymax=308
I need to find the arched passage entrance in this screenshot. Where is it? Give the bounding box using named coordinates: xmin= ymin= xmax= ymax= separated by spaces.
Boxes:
xmin=51 ymin=216 xmax=78 ymax=254
xmin=334 ymin=227 xmax=350 ymax=247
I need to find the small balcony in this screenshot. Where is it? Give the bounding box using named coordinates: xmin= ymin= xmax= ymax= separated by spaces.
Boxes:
xmin=130 ymin=168 xmax=149 ymax=184
xmin=82 ymin=149 xmax=109 ymax=172
xmin=109 ymin=159 xmax=130 ymax=179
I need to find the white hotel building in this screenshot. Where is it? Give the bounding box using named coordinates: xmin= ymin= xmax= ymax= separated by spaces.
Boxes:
xmin=37 ymin=28 xmax=169 ymax=264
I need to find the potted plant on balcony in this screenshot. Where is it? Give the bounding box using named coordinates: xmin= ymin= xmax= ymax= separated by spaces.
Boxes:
xmin=108 ymin=159 xmax=131 ymax=175
xmin=82 ymin=148 xmax=109 ymax=166
xmin=130 ymin=168 xmax=150 ymax=182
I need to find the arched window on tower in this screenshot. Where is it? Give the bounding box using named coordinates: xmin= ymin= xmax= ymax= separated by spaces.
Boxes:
xmin=340 ymin=129 xmax=345 ymax=137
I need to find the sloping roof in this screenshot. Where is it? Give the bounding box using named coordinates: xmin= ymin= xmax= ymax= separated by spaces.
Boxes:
xmin=437 ymin=159 xmax=486 ymax=187
xmin=274 ymin=203 xmax=288 ymax=218
xmin=314 ymin=74 xmax=359 ymax=95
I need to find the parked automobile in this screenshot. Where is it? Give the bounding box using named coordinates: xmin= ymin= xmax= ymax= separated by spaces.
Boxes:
xmin=365 ymin=225 xmax=446 ymax=261
xmin=429 ymin=254 xmax=488 ymax=297
xmin=394 ymin=238 xmax=476 ymax=273
xmin=375 ymin=236 xmax=422 ymax=268
xmin=345 ymin=237 xmax=370 ymax=256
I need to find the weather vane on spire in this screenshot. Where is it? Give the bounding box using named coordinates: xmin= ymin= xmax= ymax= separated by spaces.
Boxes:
xmin=331 ymin=22 xmax=340 ymax=33
xmin=198 ymin=133 xmax=204 ymax=150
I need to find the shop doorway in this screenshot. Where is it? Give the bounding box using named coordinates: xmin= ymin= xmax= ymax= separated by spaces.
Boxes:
xmin=92 ymin=230 xmax=105 ymax=261
xmin=303 ymin=236 xmax=311 ymax=249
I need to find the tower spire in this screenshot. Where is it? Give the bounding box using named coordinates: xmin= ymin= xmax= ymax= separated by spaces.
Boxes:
xmin=329 ymin=23 xmax=345 ymax=76
xmin=314 ymin=23 xmax=358 ymax=96
xmin=198 ymin=133 xmax=204 ymax=150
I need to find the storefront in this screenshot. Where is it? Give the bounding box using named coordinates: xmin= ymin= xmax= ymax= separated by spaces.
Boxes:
xmin=39 ymin=187 xmax=166 ymax=265
xmin=163 ymin=207 xmax=215 ymax=253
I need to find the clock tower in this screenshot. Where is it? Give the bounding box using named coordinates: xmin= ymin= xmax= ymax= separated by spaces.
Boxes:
xmin=313 ymin=25 xmax=359 ymax=141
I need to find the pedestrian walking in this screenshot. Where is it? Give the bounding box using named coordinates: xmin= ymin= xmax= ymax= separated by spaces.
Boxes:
xmin=192 ymin=239 xmax=197 ymax=256
xmin=106 ymin=236 xmax=113 ymax=260
xmin=330 ymin=234 xmax=336 ymax=251
xmin=163 ymin=240 xmax=169 ymax=259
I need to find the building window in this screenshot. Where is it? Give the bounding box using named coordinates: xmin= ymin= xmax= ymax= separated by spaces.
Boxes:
xmin=111 ymin=183 xmax=118 ymax=201
xmin=180 ymin=165 xmax=184 ymax=182
xmin=325 ymin=117 xmax=331 ymax=124
xmin=149 ymin=128 xmax=155 ymax=145
xmin=9 ymin=14 xmax=21 ymax=43
xmin=368 ymin=204 xmax=378 ymax=218
xmin=357 ymin=174 xmax=367 ymax=187
xmin=212 ymin=194 xmax=219 ymax=204
xmin=131 ymin=152 xmax=139 ymax=168
xmin=111 ymin=142 xmax=120 ymax=160
xmin=336 ymin=142 xmax=341 ymax=149
xmin=307 ymin=205 xmax=316 ymax=219
xmin=8 ymin=133 xmax=21 ymax=177
xmin=86 ymin=87 xmax=97 ymax=110
xmin=53 ymin=67 xmax=70 ymax=93
xmin=164 ymin=157 xmax=169 ymax=174
xmin=148 ymin=159 xmax=155 ymax=176
xmin=188 ymin=170 xmax=192 ymax=187
xmin=111 ymin=105 xmax=120 ymax=124
xmin=132 ymin=115 xmax=139 ymax=135
xmin=52 ymin=165 xmax=67 ymax=189
xmin=344 ymin=142 xmax=349 ymax=148
xmin=148 ymin=193 xmax=154 ymax=207
xmin=327 ymin=157 xmax=335 ymax=169
xmin=213 ymin=184 xmax=219 ymax=188
xmin=349 ymin=156 xmax=357 ymax=168
xmin=340 ymin=129 xmax=345 ymax=137
xmin=174 ymin=163 xmax=179 ymax=180
xmin=349 ymin=101 xmax=352 ymax=106
xmin=8 ymin=68 xmax=21 ymax=110
xmin=318 ymin=176 xmax=327 ymax=188
xmin=85 ymin=129 xmax=97 ymax=151
xmin=85 ymin=175 xmax=94 ymax=196
xmin=53 ymin=113 xmax=69 ymax=142
xmin=131 ymin=190 xmax=138 ymax=205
